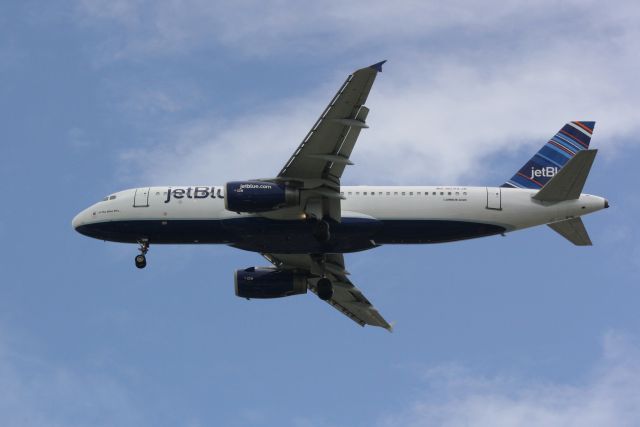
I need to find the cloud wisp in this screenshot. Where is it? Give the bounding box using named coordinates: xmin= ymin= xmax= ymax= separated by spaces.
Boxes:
xmin=83 ymin=0 xmax=640 ymax=185
xmin=380 ymin=332 xmax=640 ymax=427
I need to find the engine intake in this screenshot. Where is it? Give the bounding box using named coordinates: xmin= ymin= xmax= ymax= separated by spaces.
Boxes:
xmin=225 ymin=181 xmax=299 ymax=213
xmin=235 ymin=267 xmax=308 ymax=299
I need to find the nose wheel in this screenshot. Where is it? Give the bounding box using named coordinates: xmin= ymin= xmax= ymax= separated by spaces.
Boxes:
xmin=135 ymin=240 xmax=149 ymax=269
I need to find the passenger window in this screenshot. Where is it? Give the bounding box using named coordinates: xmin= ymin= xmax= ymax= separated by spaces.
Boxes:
xmin=455 ymin=192 xmax=459 ymax=196
xmin=417 ymin=192 xmax=421 ymax=195
xmin=378 ymin=192 xmax=382 ymax=195
xmin=432 ymin=192 xmax=436 ymax=195
xmin=364 ymin=192 xmax=367 ymax=195
xmin=409 ymin=192 xmax=413 ymax=196
xmin=340 ymin=192 xmax=344 ymax=196
xmin=463 ymin=192 xmax=468 ymax=196
xmin=356 ymin=192 xmax=360 ymax=195
xmin=348 ymin=192 xmax=352 ymax=195
xmin=386 ymin=192 xmax=390 ymax=195
xmin=394 ymin=192 xmax=398 ymax=195
xmin=440 ymin=192 xmax=444 ymax=195
xmin=402 ymin=192 xmax=406 ymax=196
xmin=448 ymin=192 xmax=452 ymax=195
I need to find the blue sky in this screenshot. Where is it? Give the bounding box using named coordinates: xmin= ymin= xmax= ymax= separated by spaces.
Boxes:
xmin=2 ymin=1 xmax=640 ymax=425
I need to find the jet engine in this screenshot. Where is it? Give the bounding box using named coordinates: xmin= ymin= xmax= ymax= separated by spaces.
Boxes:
xmin=235 ymin=267 xmax=308 ymax=299
xmin=225 ymin=181 xmax=299 ymax=213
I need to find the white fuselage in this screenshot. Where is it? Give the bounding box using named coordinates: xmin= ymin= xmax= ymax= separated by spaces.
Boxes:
xmin=72 ymin=185 xmax=607 ymax=253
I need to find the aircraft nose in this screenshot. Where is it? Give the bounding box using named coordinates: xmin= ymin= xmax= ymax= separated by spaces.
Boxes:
xmin=604 ymin=199 xmax=610 ymax=209
xmin=72 ymin=209 xmax=89 ymax=230
xmin=72 ymin=212 xmax=82 ymax=230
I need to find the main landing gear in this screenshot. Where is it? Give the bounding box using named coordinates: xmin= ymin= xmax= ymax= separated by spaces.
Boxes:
xmin=316 ymin=277 xmax=333 ymax=300
xmin=135 ymin=240 xmax=149 ymax=269
xmin=312 ymin=219 xmax=331 ymax=243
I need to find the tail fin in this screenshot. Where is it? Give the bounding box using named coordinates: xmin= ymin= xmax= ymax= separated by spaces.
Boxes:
xmin=502 ymin=121 xmax=595 ymax=189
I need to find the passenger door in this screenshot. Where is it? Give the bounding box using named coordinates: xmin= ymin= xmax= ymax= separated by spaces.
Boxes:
xmin=134 ymin=187 xmax=150 ymax=207
xmin=486 ymin=187 xmax=501 ymax=210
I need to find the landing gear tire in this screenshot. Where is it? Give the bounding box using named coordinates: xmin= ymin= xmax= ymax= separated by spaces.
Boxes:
xmin=135 ymin=239 xmax=149 ymax=269
xmin=317 ymin=278 xmax=333 ymax=300
xmin=135 ymin=254 xmax=147 ymax=269
xmin=313 ymin=220 xmax=331 ymax=243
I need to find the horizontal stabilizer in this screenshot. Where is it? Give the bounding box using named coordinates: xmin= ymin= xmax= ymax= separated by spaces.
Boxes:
xmin=533 ymin=149 xmax=597 ymax=202
xmin=547 ymin=218 xmax=592 ymax=246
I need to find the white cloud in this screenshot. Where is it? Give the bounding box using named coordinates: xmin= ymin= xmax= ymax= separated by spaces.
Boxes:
xmin=120 ymin=43 xmax=640 ymax=185
xmin=75 ymin=0 xmax=640 ymax=184
xmin=379 ymin=332 xmax=640 ymax=427
xmin=74 ymin=1 xmax=640 ymax=59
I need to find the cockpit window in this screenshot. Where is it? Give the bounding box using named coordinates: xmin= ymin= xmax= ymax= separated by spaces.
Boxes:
xmin=101 ymin=195 xmax=117 ymax=202
xmin=109 ymin=195 xmax=117 ymax=200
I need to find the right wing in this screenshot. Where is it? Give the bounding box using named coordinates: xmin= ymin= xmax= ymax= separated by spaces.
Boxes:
xmin=262 ymin=253 xmax=392 ymax=331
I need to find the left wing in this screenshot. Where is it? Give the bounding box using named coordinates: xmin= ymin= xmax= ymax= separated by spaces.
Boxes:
xmin=262 ymin=253 xmax=392 ymax=331
xmin=268 ymin=61 xmax=385 ymax=221
xmin=278 ymin=61 xmax=385 ymax=183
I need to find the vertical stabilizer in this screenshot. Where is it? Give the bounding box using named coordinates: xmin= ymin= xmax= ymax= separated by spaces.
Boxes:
xmin=502 ymin=122 xmax=595 ymax=189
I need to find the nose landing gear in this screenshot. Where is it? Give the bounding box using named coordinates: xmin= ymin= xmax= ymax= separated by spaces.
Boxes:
xmin=135 ymin=240 xmax=149 ymax=269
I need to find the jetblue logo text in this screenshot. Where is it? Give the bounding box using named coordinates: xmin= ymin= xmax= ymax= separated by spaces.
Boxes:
xmin=530 ymin=166 xmax=558 ymax=180
xmin=235 ymin=183 xmax=274 ymax=193
xmin=164 ymin=187 xmax=224 ymax=203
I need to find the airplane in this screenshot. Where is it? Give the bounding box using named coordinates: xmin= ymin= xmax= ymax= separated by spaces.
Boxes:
xmin=73 ymin=61 xmax=609 ymax=331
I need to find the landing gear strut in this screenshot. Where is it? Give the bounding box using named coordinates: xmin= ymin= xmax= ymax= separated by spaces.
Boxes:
xmin=135 ymin=239 xmax=149 ymax=269
xmin=312 ymin=219 xmax=331 ymax=243
xmin=316 ymin=277 xmax=333 ymax=300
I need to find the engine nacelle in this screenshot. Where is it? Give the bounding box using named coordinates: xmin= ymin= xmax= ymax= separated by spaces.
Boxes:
xmin=235 ymin=267 xmax=308 ymax=299
xmin=225 ymin=181 xmax=299 ymax=213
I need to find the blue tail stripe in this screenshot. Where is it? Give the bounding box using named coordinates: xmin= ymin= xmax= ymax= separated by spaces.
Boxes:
xmin=531 ymin=154 xmax=560 ymax=169
xmin=534 ymin=151 xmax=564 ymax=168
xmin=562 ymin=125 xmax=591 ymax=147
xmin=501 ymin=122 xmax=595 ymax=189
xmin=539 ymin=144 xmax=572 ymax=165
xmin=553 ymin=133 xmax=583 ymax=152
xmin=548 ymin=137 xmax=577 ymax=156
xmin=556 ymin=128 xmax=586 ymax=149
xmin=576 ymin=121 xmax=595 ymax=132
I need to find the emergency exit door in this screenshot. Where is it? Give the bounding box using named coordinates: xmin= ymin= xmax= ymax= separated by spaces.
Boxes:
xmin=134 ymin=187 xmax=150 ymax=207
xmin=486 ymin=187 xmax=501 ymax=210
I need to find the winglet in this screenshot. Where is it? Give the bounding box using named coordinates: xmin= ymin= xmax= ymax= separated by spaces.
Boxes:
xmin=369 ymin=60 xmax=387 ymax=72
